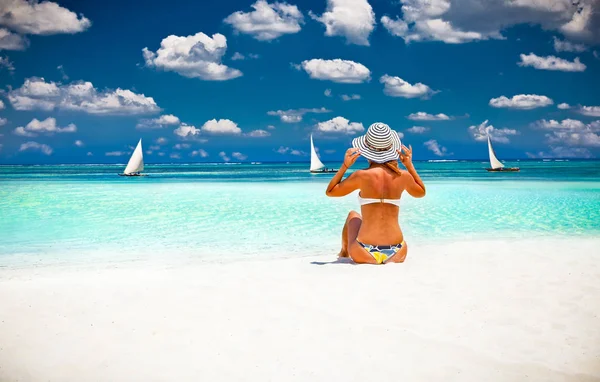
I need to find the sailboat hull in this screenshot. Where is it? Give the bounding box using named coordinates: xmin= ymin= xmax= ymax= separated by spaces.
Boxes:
xmin=485 ymin=167 xmax=520 ymax=172
xmin=118 ymin=173 xmax=147 ymax=176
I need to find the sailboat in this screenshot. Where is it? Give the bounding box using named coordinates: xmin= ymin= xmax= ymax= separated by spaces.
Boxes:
xmin=486 ymin=136 xmax=519 ymax=172
xmin=310 ymin=134 xmax=336 ymax=173
xmin=119 ymin=138 xmax=145 ymax=176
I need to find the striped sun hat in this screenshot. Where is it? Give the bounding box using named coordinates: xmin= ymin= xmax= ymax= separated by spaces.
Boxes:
xmin=352 ymin=122 xmax=402 ymax=163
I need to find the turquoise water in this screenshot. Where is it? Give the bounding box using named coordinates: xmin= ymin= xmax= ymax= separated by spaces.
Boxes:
xmin=1 ymin=161 xmax=599 ymax=266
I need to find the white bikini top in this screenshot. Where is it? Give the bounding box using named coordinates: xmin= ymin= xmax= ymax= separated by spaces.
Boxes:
xmin=358 ymin=193 xmax=401 ymax=207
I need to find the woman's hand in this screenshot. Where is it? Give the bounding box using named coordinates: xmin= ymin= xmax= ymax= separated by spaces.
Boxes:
xmin=343 ymin=148 xmax=361 ymax=169
xmin=398 ymin=144 xmax=413 ymax=168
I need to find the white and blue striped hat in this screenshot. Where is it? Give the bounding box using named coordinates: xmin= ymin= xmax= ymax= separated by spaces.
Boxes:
xmin=352 ymin=122 xmax=401 ymax=163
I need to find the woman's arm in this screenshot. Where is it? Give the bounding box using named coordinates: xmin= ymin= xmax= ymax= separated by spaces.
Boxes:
xmin=325 ymin=148 xmax=361 ymax=197
xmin=398 ymin=145 xmax=426 ymax=198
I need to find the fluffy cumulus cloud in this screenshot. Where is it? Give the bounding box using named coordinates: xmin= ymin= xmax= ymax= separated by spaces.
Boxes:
xmin=489 ymin=94 xmax=553 ymax=109
xmin=310 ymin=0 xmax=375 ymax=46
xmin=407 ymin=112 xmax=450 ymax=121
xmin=19 ymin=141 xmax=52 ymax=155
xmin=380 ymin=75 xmax=437 ymax=99
xmin=143 ymin=32 xmax=242 ymax=81
xmin=424 ymin=139 xmax=451 ymax=156
xmin=578 ymin=105 xmax=600 ymax=117
xmin=380 ymin=0 xmax=600 ymax=44
xmin=533 ymin=118 xmax=600 ymax=147
xmin=0 ymin=0 xmax=91 ymax=35
xmin=0 ymin=55 xmax=15 ymax=71
xmin=299 ymin=59 xmax=371 ymax=83
xmin=8 ymin=77 xmax=160 ymax=115
xmin=553 ymin=37 xmax=587 ymax=52
xmin=315 ymin=116 xmax=364 ymax=134
xmin=267 ymin=107 xmax=330 ymax=123
xmin=558 ymin=103 xmax=571 ymax=109
xmin=224 ymin=0 xmax=303 ymax=41
xmin=275 ymin=146 xmax=305 ymax=155
xmin=247 ymin=129 xmax=271 ymax=137
xmin=137 ymin=114 xmax=181 ymax=129
xmin=190 ymin=149 xmax=209 ymax=158
xmin=341 ymin=94 xmax=360 ymax=101
xmin=407 ymin=126 xmax=429 ymax=133
xmin=518 ymin=53 xmax=586 ymax=72
xmin=468 ymin=120 xmax=518 ymax=143
xmin=526 ymin=146 xmax=592 ymax=158
xmin=0 ymin=117 xmax=7 ymax=126
xmin=232 ymin=152 xmax=248 ymax=160
xmin=0 ymin=99 xmax=4 ymax=109
xmin=173 ymin=143 xmax=191 ymax=150
xmin=173 ymin=123 xmax=200 ymax=138
xmin=74 ymin=140 xmax=84 ymax=147
xmin=14 ymin=117 xmax=76 ymax=137
xmin=200 ymin=119 xmax=242 ymax=134
xmin=219 ymin=151 xmax=231 ymax=162
xmin=0 ymin=28 xmax=29 ymax=50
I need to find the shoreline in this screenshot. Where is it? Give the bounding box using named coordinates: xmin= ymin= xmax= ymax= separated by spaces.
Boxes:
xmin=1 ymin=238 xmax=599 ymax=381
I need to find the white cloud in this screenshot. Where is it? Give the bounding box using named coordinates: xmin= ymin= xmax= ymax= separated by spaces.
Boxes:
xmin=424 ymin=139 xmax=451 ymax=156
xmin=9 ymin=77 xmax=160 ymax=115
xmin=489 ymin=94 xmax=553 ymax=109
xmin=407 ymin=112 xmax=450 ymax=121
xmin=173 ymin=143 xmax=191 ymax=150
xmin=143 ymin=32 xmax=242 ymax=81
xmin=157 ymin=152 xmax=165 ymax=157
xmin=87 ymin=152 xmax=93 ymax=156
xmin=14 ymin=117 xmax=76 ymax=137
xmin=578 ymin=106 xmax=600 ymax=117
xmin=380 ymin=74 xmax=437 ymax=99
xmin=468 ymin=120 xmax=518 ymax=143
xmin=149 ymin=145 xmax=160 ymax=150
xmin=310 ymin=0 xmax=375 ymax=46
xmin=341 ymin=94 xmax=361 ymax=101
xmin=105 ymin=151 xmax=127 ymax=157
xmin=137 ymin=114 xmax=180 ymax=129
xmin=57 ymin=64 xmax=68 ymax=80
xmin=247 ymin=129 xmax=271 ymax=137
xmin=0 ymin=28 xmax=29 ymax=50
xmin=315 ymin=116 xmax=364 ymax=134
xmin=74 ymin=140 xmax=84 ymax=147
xmin=557 ymin=103 xmax=571 ymax=109
xmin=173 ymin=123 xmax=200 ymax=138
xmin=0 ymin=55 xmax=14 ymax=71
xmin=380 ymin=0 xmax=600 ymax=45
xmin=219 ymin=151 xmax=231 ymax=162
xmin=299 ymin=59 xmax=371 ymax=83
xmin=224 ymin=0 xmax=303 ymax=41
xmin=231 ymin=52 xmax=245 ymax=60
xmin=534 ymin=118 xmax=600 ymax=147
xmin=155 ymin=137 xmax=168 ymax=145
xmin=170 ymin=153 xmax=181 ymax=159
xmin=553 ymin=37 xmax=587 ymax=52
xmin=275 ymin=146 xmax=304 ymax=156
xmin=0 ymin=117 xmax=7 ymax=126
xmin=19 ymin=141 xmax=52 ymax=155
xmin=190 ymin=149 xmax=209 ymax=158
xmin=407 ymin=126 xmax=429 ymax=134
xmin=0 ymin=0 xmax=91 ymax=35
xmin=201 ymin=119 xmax=241 ymax=134
xmin=526 ymin=147 xmax=592 ymax=158
xmin=324 ymin=89 xmax=332 ymax=97
xmin=232 ymin=152 xmax=247 ymax=160
xmin=0 ymin=99 xmax=4 ymax=109
xmin=267 ymin=125 xmax=276 ymax=129
xmin=267 ymin=107 xmax=330 ymax=123
xmin=518 ymin=53 xmax=586 ymax=72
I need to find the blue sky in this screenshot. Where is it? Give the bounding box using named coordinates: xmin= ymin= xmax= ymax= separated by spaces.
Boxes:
xmin=0 ymin=0 xmax=599 ymax=164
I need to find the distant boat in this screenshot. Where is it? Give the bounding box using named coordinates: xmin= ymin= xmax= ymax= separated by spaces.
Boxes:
xmin=119 ymin=139 xmax=145 ymax=176
xmin=310 ymin=134 xmax=336 ymax=173
xmin=486 ymin=136 xmax=519 ymax=172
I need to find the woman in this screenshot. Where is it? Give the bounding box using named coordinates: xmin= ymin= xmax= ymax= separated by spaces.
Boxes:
xmin=325 ymin=122 xmax=426 ymax=264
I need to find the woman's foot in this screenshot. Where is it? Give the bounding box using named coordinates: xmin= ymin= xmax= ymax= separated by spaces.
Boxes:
xmin=338 ymin=249 xmax=349 ymax=258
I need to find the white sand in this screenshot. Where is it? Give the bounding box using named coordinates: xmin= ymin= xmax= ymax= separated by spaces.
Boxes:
xmin=1 ymin=238 xmax=600 ymax=382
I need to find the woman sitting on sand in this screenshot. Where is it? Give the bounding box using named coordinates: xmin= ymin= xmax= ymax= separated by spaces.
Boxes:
xmin=325 ymin=122 xmax=426 ymax=264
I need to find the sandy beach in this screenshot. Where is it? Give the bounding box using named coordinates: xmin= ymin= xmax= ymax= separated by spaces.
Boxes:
xmin=1 ymin=237 xmax=599 ymax=382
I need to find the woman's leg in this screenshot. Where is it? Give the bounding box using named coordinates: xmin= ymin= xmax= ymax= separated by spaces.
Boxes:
xmin=338 ymin=211 xmax=361 ymax=258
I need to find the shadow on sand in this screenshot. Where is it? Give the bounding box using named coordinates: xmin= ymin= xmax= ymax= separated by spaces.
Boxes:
xmin=310 ymin=257 xmax=355 ymax=266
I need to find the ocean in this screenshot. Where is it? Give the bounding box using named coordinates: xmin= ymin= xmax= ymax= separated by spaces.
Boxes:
xmin=1 ymin=160 xmax=599 ymax=267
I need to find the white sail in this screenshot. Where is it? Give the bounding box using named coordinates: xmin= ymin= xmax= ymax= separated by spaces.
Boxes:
xmin=124 ymin=139 xmax=144 ymax=174
xmin=310 ymin=134 xmax=326 ymax=171
xmin=487 ymin=136 xmax=504 ymax=169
